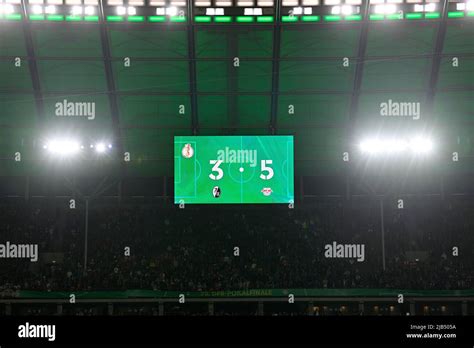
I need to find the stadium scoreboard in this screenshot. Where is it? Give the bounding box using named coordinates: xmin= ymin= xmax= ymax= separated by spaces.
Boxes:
xmin=174 ymin=136 xmax=294 ymax=204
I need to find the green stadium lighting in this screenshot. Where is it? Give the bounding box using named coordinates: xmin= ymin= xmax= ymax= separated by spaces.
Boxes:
xmin=214 ymin=16 xmax=232 ymax=22
xmin=301 ymin=15 xmax=320 ymax=21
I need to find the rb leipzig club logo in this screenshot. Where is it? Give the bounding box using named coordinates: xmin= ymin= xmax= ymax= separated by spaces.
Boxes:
xmin=181 ymin=143 xmax=194 ymax=159
xmin=261 ymin=188 xmax=272 ymax=196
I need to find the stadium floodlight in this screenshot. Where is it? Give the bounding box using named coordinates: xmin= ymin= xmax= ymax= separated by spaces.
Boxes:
xmin=127 ymin=6 xmax=136 ymax=15
xmin=0 ymin=4 xmax=15 ymax=13
xmin=71 ymin=5 xmax=83 ymax=14
xmin=44 ymin=4 xmax=56 ymax=13
xmin=84 ymin=5 xmax=95 ymax=14
xmin=43 ymin=139 xmax=81 ymax=156
xmin=207 ymin=7 xmax=224 ymax=15
xmin=303 ymin=7 xmax=312 ymax=14
xmin=237 ymin=0 xmax=254 ymax=6
xmin=32 ymin=4 xmax=43 ymax=13
xmin=292 ymin=6 xmax=303 ymax=15
xmin=166 ymin=6 xmax=177 ymax=15
xmin=424 ymin=3 xmax=436 ymax=12
xmin=331 ymin=5 xmax=341 ymax=14
xmin=215 ymin=0 xmax=232 ymax=6
xmin=95 ymin=143 xmax=106 ymax=153
xmin=410 ymin=137 xmax=433 ymax=154
xmin=331 ymin=5 xmax=353 ymax=15
xmin=117 ymin=5 xmax=126 ymax=15
xmin=414 ymin=3 xmax=435 ymax=12
xmin=358 ymin=137 xmax=433 ymax=156
xmin=341 ymin=5 xmax=353 ymax=14
xmin=373 ymin=4 xmax=397 ymax=14
xmin=467 ymin=0 xmax=474 ymax=11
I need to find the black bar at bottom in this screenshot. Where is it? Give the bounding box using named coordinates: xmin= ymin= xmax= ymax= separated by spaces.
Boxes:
xmin=0 ymin=316 xmax=473 ymax=345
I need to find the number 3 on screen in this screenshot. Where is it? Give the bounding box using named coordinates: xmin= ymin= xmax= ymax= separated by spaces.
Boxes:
xmin=209 ymin=160 xmax=224 ymax=180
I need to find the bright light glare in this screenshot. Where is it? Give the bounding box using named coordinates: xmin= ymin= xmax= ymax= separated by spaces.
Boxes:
xmin=84 ymin=5 xmax=94 ymax=15
xmin=467 ymin=0 xmax=474 ymax=11
xmin=373 ymin=4 xmax=397 ymax=14
xmin=32 ymin=5 xmax=43 ymax=14
xmin=71 ymin=5 xmax=83 ymax=14
xmin=341 ymin=5 xmax=353 ymax=15
xmin=117 ymin=5 xmax=126 ymax=15
xmin=44 ymin=139 xmax=81 ymax=156
xmin=359 ymin=137 xmax=433 ymax=155
xmin=331 ymin=5 xmax=353 ymax=15
xmin=425 ymin=3 xmax=436 ymax=12
xmin=95 ymin=143 xmax=106 ymax=153
xmin=414 ymin=4 xmax=423 ymax=12
xmin=45 ymin=4 xmax=56 ymax=13
xmin=331 ymin=5 xmax=341 ymax=14
xmin=0 ymin=4 xmax=15 ymax=14
xmin=166 ymin=6 xmax=177 ymax=16
xmin=292 ymin=6 xmax=303 ymax=15
xmin=410 ymin=137 xmax=433 ymax=154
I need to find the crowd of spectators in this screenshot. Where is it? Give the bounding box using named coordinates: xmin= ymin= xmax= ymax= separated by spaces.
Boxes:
xmin=0 ymin=197 xmax=472 ymax=294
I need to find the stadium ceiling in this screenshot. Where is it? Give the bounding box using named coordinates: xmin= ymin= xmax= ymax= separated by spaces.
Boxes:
xmin=0 ymin=0 xmax=473 ymax=180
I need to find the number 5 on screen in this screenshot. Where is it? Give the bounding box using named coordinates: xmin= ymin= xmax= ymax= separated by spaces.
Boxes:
xmin=260 ymin=160 xmax=273 ymax=180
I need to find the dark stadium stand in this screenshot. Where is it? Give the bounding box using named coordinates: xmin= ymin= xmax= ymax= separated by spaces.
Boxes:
xmin=0 ymin=198 xmax=472 ymax=315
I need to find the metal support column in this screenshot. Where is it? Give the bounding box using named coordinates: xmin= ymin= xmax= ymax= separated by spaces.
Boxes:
xmin=186 ymin=2 xmax=199 ymax=135
xmin=84 ymin=199 xmax=89 ymax=273
xmin=269 ymin=0 xmax=282 ymax=134
xmin=380 ymin=198 xmax=386 ymax=271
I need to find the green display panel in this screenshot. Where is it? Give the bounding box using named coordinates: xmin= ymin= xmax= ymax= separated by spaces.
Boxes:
xmin=174 ymin=136 xmax=294 ymax=204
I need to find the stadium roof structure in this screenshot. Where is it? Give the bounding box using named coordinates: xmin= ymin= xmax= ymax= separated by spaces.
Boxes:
xmin=0 ymin=0 xmax=473 ymax=197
